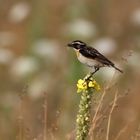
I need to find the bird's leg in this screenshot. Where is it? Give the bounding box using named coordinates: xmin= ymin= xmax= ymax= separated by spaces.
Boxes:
xmin=85 ymin=66 xmax=100 ymax=81
xmin=91 ymin=66 xmax=100 ymax=76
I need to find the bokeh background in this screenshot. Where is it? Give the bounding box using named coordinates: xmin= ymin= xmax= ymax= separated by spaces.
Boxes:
xmin=0 ymin=0 xmax=140 ymax=140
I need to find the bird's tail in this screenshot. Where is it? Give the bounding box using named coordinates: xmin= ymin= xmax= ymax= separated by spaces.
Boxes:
xmin=113 ymin=65 xmax=123 ymax=73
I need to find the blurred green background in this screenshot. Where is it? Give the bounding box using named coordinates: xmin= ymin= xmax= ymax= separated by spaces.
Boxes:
xmin=0 ymin=0 xmax=140 ymax=140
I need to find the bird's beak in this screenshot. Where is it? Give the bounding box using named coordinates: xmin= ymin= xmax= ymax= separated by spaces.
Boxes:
xmin=67 ymin=43 xmax=73 ymax=47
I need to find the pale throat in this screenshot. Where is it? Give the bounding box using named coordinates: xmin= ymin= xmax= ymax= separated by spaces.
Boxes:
xmin=74 ymin=48 xmax=80 ymax=57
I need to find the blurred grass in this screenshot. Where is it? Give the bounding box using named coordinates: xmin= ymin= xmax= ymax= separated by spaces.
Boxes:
xmin=0 ymin=0 xmax=140 ymax=140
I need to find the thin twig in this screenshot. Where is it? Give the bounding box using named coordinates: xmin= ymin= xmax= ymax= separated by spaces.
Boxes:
xmin=114 ymin=124 xmax=129 ymax=140
xmin=18 ymin=100 xmax=24 ymax=140
xmin=89 ymin=88 xmax=106 ymax=135
xmin=89 ymin=71 xmax=117 ymax=138
xmin=17 ymin=85 xmax=28 ymax=140
xmin=43 ymin=93 xmax=48 ymax=140
xmin=106 ymin=91 xmax=118 ymax=140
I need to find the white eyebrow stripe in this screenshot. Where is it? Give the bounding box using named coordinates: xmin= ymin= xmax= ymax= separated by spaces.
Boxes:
xmin=73 ymin=41 xmax=84 ymax=45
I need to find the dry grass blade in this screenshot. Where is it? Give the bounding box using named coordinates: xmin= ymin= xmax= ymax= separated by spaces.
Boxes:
xmin=114 ymin=124 xmax=129 ymax=140
xmin=89 ymin=72 xmax=117 ymax=140
xmin=106 ymin=91 xmax=118 ymax=140
xmin=43 ymin=93 xmax=48 ymax=140
xmin=89 ymin=88 xmax=106 ymax=135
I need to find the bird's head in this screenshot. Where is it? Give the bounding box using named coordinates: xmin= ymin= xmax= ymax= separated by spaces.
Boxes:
xmin=67 ymin=40 xmax=86 ymax=50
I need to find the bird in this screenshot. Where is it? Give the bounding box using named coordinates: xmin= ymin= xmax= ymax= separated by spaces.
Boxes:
xmin=67 ymin=40 xmax=123 ymax=77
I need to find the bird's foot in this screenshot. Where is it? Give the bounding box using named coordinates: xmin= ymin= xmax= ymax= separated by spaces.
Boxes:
xmin=84 ymin=72 xmax=94 ymax=82
xmin=84 ymin=67 xmax=99 ymax=81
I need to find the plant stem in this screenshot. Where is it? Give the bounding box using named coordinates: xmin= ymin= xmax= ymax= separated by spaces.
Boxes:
xmin=76 ymin=85 xmax=93 ymax=140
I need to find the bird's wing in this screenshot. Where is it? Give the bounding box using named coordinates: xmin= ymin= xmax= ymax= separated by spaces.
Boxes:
xmin=79 ymin=47 xmax=114 ymax=66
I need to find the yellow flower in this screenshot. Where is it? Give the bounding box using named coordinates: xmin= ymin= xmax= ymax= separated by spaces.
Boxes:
xmin=77 ymin=78 xmax=101 ymax=93
xmin=88 ymin=81 xmax=95 ymax=87
xmin=77 ymin=79 xmax=87 ymax=93
xmin=88 ymin=80 xmax=101 ymax=91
